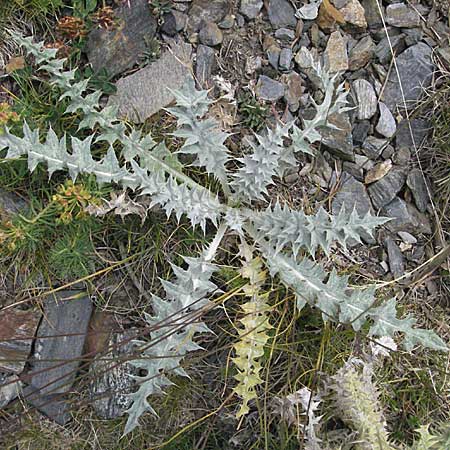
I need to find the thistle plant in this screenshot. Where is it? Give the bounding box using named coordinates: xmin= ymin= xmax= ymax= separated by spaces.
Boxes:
xmin=1 ymin=34 xmax=447 ymax=436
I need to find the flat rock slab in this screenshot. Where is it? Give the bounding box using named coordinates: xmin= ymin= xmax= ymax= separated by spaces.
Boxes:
xmin=26 ymin=291 xmax=92 ymax=396
xmin=22 ymin=384 xmax=69 ymax=425
xmin=109 ymin=41 xmax=192 ymax=123
xmin=382 ymin=43 xmax=435 ymax=111
xmin=0 ymin=308 xmax=40 ymax=373
xmin=86 ymin=0 xmax=157 ymax=78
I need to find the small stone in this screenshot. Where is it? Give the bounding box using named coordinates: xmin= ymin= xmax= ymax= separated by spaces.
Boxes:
xmin=376 ymin=102 xmax=396 ymax=138
xmin=348 ymin=35 xmax=375 ymax=70
xmin=324 ymin=31 xmax=349 ymax=73
xmin=268 ymin=0 xmax=297 ymax=28
xmin=86 ymin=0 xmax=157 ymax=78
xmin=343 ymin=162 xmax=364 ymax=180
xmin=195 ymin=44 xmax=216 ymax=88
xmin=198 ymin=21 xmax=223 ymax=46
xmin=355 ymin=153 xmax=374 ymax=170
xmin=406 ymin=169 xmax=429 ymax=212
xmin=353 ymin=79 xmax=377 ymax=120
xmin=386 ymin=3 xmax=420 ymax=28
xmin=381 ymin=145 xmax=395 ymax=159
xmin=362 ymin=136 xmax=387 ymax=159
xmin=368 ymin=168 xmax=406 ymax=209
xmin=365 ymin=159 xmax=392 ymax=184
xmin=320 ymin=112 xmax=355 ymax=161
xmin=0 ymin=308 xmax=40 ymax=373
xmin=161 ymin=10 xmax=188 ymax=35
xmin=353 ymin=120 xmax=371 ymax=145
xmin=219 ymin=14 xmax=235 ymax=28
xmin=110 ymin=42 xmax=192 ymax=122
xmin=383 ymin=235 xmax=405 ymax=278
xmin=275 ymin=28 xmax=296 ymax=40
xmin=339 ymin=0 xmax=367 ymax=28
xmin=375 ymin=35 xmax=405 ymax=65
xmin=403 ymin=28 xmax=423 ymax=46
xmin=255 ymin=75 xmax=285 ymax=101
xmin=381 ymin=197 xmax=431 ymax=234
xmin=188 ymin=0 xmax=231 ymax=31
xmin=27 ymin=291 xmax=93 ymax=395
xmin=279 ymin=48 xmax=293 ymax=70
xmin=361 ymin=0 xmax=383 ymax=28
xmin=282 ymin=72 xmax=303 ymax=111
xmin=267 ymin=44 xmax=281 ymax=69
xmin=393 ymin=147 xmax=411 ymax=165
xmin=240 ymin=0 xmax=263 ymax=19
xmin=382 ymin=43 xmax=435 ymax=111
xmin=398 ymin=231 xmax=417 ymax=244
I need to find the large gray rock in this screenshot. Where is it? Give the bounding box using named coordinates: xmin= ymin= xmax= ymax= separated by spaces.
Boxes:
xmin=353 ymin=79 xmax=377 ymax=120
xmin=382 ymin=43 xmax=435 ymax=111
xmin=368 ymin=168 xmax=406 ymax=209
xmin=268 ymin=0 xmax=297 ymax=28
xmin=27 ymin=291 xmax=93 ymax=395
xmin=109 ymin=41 xmax=192 ymax=123
xmin=86 ymin=0 xmax=157 ymax=78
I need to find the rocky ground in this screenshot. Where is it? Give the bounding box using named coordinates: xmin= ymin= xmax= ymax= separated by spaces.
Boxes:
xmin=1 ymin=0 xmax=450 ymax=448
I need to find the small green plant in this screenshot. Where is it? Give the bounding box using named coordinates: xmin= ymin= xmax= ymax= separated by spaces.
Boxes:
xmin=1 ymin=34 xmax=447 ymax=441
xmin=238 ymin=92 xmax=268 ymax=131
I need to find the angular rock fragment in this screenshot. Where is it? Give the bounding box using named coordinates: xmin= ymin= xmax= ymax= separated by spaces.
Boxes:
xmin=361 ymin=136 xmax=387 ymax=159
xmin=0 ymin=373 xmax=21 ymax=408
xmin=339 ymin=0 xmax=367 ymax=29
xmin=86 ymin=0 xmax=157 ymax=77
xmin=365 ymin=159 xmax=392 ymax=184
xmin=188 ymin=0 xmax=231 ymax=31
xmin=376 ymin=102 xmax=396 ymax=138
xmin=109 ymin=41 xmax=192 ymax=122
xmin=383 ymin=235 xmax=405 ymax=278
xmin=0 ymin=189 xmax=28 ymax=218
xmin=255 ymin=75 xmax=285 ymax=101
xmin=396 ymin=119 xmax=430 ymax=148
xmin=368 ymin=168 xmax=406 ymax=209
xmin=198 ymin=21 xmax=223 ymax=46
xmin=382 ymin=43 xmax=435 ymax=111
xmin=386 ymin=3 xmax=420 ymax=28
xmin=324 ymin=31 xmax=349 ymax=72
xmin=349 ymin=35 xmax=375 ymax=70
xmin=381 ymin=197 xmax=431 ymax=234
xmin=353 ymin=79 xmax=377 ymax=120
xmin=240 ymin=0 xmax=263 ymax=19
xmin=375 ymin=35 xmax=405 ymax=65
xmin=320 ymin=112 xmax=355 ymax=161
xmin=406 ymin=169 xmax=429 ymax=212
xmin=268 ymin=0 xmax=297 ymax=28
xmin=196 ymin=44 xmax=216 ymax=88
xmin=0 ymin=308 xmax=40 ymax=373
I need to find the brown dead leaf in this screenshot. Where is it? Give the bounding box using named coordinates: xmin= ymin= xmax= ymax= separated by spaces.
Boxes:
xmin=6 ymin=56 xmax=25 ymax=73
xmin=317 ymin=0 xmax=346 ymax=32
xmin=365 ymin=159 xmax=392 ymax=184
